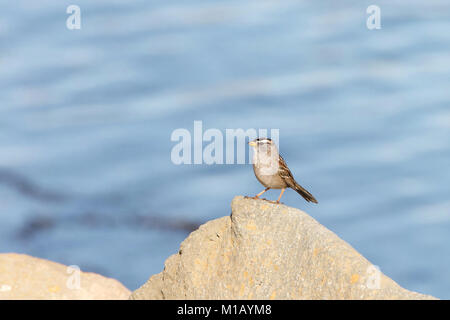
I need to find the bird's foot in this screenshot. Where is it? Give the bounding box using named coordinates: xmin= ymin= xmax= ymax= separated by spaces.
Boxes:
xmin=244 ymin=196 xmax=283 ymax=204
xmin=265 ymin=199 xmax=283 ymax=204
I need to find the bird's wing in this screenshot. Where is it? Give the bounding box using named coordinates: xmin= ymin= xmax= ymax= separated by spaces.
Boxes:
xmin=278 ymin=155 xmax=297 ymax=188
xmin=278 ymin=155 xmax=318 ymax=203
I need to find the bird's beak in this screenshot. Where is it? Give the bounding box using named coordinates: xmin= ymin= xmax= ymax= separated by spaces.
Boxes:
xmin=248 ymin=141 xmax=257 ymax=147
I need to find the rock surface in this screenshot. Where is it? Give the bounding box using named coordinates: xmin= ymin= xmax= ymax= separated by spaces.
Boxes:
xmin=0 ymin=253 xmax=130 ymax=299
xmin=131 ymin=196 xmax=435 ymax=300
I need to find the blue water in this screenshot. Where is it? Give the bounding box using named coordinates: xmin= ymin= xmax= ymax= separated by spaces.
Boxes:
xmin=1 ymin=0 xmax=449 ymax=298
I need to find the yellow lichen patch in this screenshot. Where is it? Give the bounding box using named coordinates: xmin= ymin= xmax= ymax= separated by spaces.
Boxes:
xmin=243 ymin=271 xmax=248 ymax=278
xmin=269 ymin=291 xmax=277 ymax=300
xmin=247 ymin=292 xmax=253 ymax=299
xmin=239 ymin=283 xmax=245 ymax=297
xmin=248 ymin=277 xmax=254 ymax=286
xmin=313 ymin=247 xmax=320 ymax=257
xmin=48 ymin=285 xmax=60 ymax=293
xmin=246 ymin=223 xmax=257 ymax=231
xmin=273 ymin=265 xmax=279 ymax=271
xmin=350 ymin=274 xmax=360 ymax=284
xmin=260 ymin=205 xmax=269 ymax=210
xmin=266 ymin=239 xmax=272 ymax=245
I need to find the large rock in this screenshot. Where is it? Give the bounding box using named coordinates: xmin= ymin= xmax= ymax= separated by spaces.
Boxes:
xmin=0 ymin=253 xmax=130 ymax=299
xmin=131 ymin=196 xmax=435 ymax=300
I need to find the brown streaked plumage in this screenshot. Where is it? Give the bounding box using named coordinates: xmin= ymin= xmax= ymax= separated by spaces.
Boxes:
xmin=248 ymin=138 xmax=318 ymax=204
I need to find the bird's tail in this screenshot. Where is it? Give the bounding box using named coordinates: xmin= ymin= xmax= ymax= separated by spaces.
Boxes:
xmin=293 ymin=182 xmax=318 ymax=203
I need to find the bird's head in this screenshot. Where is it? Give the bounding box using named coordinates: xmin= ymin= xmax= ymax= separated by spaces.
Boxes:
xmin=249 ymin=138 xmax=279 ymax=172
xmin=249 ymin=138 xmax=278 ymax=158
xmin=248 ymin=137 xmax=273 ymax=148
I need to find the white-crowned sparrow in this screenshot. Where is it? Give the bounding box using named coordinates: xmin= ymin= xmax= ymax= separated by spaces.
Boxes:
xmin=248 ymin=138 xmax=318 ymax=204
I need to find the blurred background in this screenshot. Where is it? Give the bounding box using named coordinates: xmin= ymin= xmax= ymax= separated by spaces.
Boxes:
xmin=1 ymin=0 xmax=449 ymax=297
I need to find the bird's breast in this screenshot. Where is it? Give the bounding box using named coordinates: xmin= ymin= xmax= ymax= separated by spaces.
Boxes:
xmin=253 ymin=164 xmax=287 ymax=189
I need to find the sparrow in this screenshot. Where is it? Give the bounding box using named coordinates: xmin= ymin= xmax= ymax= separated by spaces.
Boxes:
xmin=248 ymin=138 xmax=318 ymax=204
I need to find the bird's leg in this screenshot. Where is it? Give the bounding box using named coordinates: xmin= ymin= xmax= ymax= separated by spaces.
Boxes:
xmin=253 ymin=187 xmax=270 ymax=199
xmin=276 ymin=188 xmax=285 ymax=204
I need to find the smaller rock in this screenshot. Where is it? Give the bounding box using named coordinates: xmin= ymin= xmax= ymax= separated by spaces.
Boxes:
xmin=0 ymin=253 xmax=130 ymax=300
